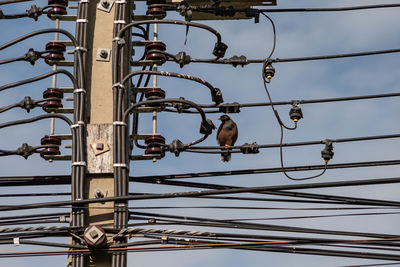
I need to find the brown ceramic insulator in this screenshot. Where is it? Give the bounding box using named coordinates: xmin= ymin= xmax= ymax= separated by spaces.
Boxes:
xmin=41 ymin=135 xmax=62 ymax=146
xmin=44 ymin=42 xmax=66 ymax=64
xmin=145 ymin=146 xmax=165 ymax=157
xmin=42 ymin=100 xmax=63 ymax=110
xmin=145 ymin=88 xmax=166 ymax=100
xmin=47 ymin=0 xmax=68 ymax=18
xmin=47 ymin=7 xmax=67 ymax=18
xmin=145 ymin=134 xmax=166 ymax=157
xmin=40 ymin=147 xmax=61 ymax=158
xmin=46 ymin=42 xmax=66 ymax=52
xmin=146 ymin=7 xmax=166 ymax=17
xmin=43 ymin=88 xmax=64 ymax=99
xmin=145 ymin=134 xmax=166 ymax=145
xmin=145 ymin=42 xmax=167 ymax=61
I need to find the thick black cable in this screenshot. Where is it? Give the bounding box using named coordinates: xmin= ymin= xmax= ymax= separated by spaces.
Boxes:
xmin=260 ymin=4 xmax=400 ymax=13
xmin=0 ymin=0 xmax=32 ymax=5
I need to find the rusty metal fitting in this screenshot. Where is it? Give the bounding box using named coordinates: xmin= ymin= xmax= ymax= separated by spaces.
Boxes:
xmin=83 ymin=225 xmax=107 ymax=247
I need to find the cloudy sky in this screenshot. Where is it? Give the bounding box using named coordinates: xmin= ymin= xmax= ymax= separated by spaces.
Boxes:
xmin=1 ymin=0 xmax=400 ymax=266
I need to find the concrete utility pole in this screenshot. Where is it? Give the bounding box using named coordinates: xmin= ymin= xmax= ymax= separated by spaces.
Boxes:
xmin=77 ymin=1 xmax=131 ymax=266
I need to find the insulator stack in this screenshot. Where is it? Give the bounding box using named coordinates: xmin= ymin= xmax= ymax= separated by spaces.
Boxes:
xmin=47 ymin=0 xmax=68 ymax=18
xmin=144 ymin=134 xmax=166 ymax=158
xmin=40 ymin=135 xmax=61 ymax=159
xmin=44 ymin=42 xmax=66 ymax=65
xmin=145 ymin=41 xmax=167 ymax=62
xmin=146 ymin=0 xmax=166 ymax=18
xmin=145 ymin=87 xmax=166 ymax=101
xmin=42 ymin=88 xmax=64 ymax=111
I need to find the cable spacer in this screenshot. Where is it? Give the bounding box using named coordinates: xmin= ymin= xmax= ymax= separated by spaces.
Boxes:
xmin=113 ymin=121 xmax=127 ymax=126
xmin=76 ymin=19 xmax=88 ymax=23
xmin=74 ymin=46 xmax=88 ymax=52
xmin=13 ymin=237 xmax=20 ymax=246
xmin=114 ymin=20 xmax=126 ymax=24
xmin=112 ymin=83 xmax=125 ymax=89
xmin=113 ymin=163 xmax=129 ymax=168
xmin=72 ymin=161 xmax=87 ymax=166
xmin=73 ymin=88 xmax=86 ymax=94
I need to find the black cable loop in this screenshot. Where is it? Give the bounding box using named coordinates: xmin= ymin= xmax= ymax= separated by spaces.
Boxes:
xmin=123 ymin=70 xmax=223 ymax=105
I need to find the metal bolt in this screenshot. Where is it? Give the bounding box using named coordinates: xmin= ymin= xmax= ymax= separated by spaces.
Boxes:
xmin=101 ymin=0 xmax=110 ymax=8
xmin=96 ymin=143 xmax=104 ymax=150
xmin=95 ymin=189 xmax=104 ymax=198
xmin=99 ymin=50 xmax=108 ymax=59
xmin=89 ymin=230 xmax=99 ymax=239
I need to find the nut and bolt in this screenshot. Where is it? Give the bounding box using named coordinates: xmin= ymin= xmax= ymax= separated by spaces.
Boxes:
xmin=99 ymin=50 xmax=108 ymax=59
xmin=95 ymin=189 xmax=104 ymax=198
xmin=101 ymin=0 xmax=110 ymax=8
xmin=96 ymin=143 xmax=104 ymax=150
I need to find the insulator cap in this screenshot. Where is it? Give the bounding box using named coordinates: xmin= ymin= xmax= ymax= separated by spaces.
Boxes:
xmin=146 ymin=0 xmax=166 ymax=17
xmin=289 ymin=106 xmax=303 ymax=122
xmin=213 ymin=42 xmax=228 ymax=58
xmin=264 ymin=63 xmax=275 ymax=80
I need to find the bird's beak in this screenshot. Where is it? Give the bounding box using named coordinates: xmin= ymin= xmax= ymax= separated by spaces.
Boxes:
xmin=218 ymin=116 xmax=222 ymax=120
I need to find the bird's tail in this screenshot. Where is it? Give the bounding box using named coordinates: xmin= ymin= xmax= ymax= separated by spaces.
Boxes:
xmin=220 ymin=150 xmax=231 ymax=162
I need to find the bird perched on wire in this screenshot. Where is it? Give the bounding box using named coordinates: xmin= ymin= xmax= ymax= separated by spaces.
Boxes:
xmin=216 ymin=114 xmax=238 ymax=162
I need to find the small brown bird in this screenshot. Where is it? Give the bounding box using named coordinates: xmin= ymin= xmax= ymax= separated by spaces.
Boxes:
xmin=216 ymin=115 xmax=238 ymax=162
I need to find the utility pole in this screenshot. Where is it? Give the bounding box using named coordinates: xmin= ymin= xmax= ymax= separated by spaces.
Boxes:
xmin=70 ymin=0 xmax=131 ymax=266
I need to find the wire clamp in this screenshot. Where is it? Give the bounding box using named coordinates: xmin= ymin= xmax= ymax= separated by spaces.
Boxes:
xmin=70 ymin=121 xmax=85 ymax=129
xmin=113 ymin=121 xmax=127 ymax=127
xmin=112 ymin=83 xmax=125 ymax=89
xmin=115 ymin=0 xmax=126 ymax=3
xmin=73 ymin=88 xmax=86 ymax=94
xmin=113 ymin=37 xmax=125 ymax=45
xmin=114 ymin=20 xmax=126 ymax=24
xmin=113 ymin=163 xmax=128 ymax=168
xmin=74 ymin=46 xmax=88 ymax=52
xmin=76 ymin=19 xmax=88 ymax=23
xmin=72 ymin=161 xmax=87 ymax=166
xmin=13 ymin=237 xmax=20 ymax=246
xmin=80 ymin=0 xmax=89 ymax=3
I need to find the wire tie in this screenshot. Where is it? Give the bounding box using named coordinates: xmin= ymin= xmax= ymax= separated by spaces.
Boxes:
xmin=74 ymin=46 xmax=88 ymax=52
xmin=113 ymin=121 xmax=127 ymax=127
xmin=112 ymin=83 xmax=125 ymax=89
xmin=13 ymin=237 xmax=20 ymax=246
xmin=115 ymin=0 xmax=126 ymax=3
xmin=113 ymin=163 xmax=128 ymax=168
xmin=72 ymin=161 xmax=86 ymax=166
xmin=79 ymin=0 xmax=89 ymax=3
xmin=114 ymin=20 xmax=126 ymax=24
xmin=76 ymin=18 xmax=88 ymax=23
xmin=73 ymin=88 xmax=86 ymax=94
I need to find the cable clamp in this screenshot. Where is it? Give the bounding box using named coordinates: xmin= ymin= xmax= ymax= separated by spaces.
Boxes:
xmin=74 ymin=46 xmax=88 ymax=53
xmin=113 ymin=121 xmax=127 ymax=127
xmin=73 ymin=88 xmax=86 ymax=94
xmin=79 ymin=0 xmax=89 ymax=3
xmin=113 ymin=163 xmax=128 ymax=168
xmin=13 ymin=237 xmax=20 ymax=246
xmin=76 ymin=19 xmax=88 ymax=23
xmin=72 ymin=161 xmax=87 ymax=166
xmin=112 ymin=83 xmax=125 ymax=89
xmin=114 ymin=20 xmax=126 ymax=24
xmin=70 ymin=121 xmax=85 ymax=129
xmin=113 ymin=37 xmax=125 ymax=45
xmin=115 ymin=0 xmax=126 ymax=3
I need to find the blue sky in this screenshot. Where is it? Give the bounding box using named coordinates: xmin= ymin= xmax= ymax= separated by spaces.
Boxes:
xmin=1 ymin=0 xmax=400 ymax=266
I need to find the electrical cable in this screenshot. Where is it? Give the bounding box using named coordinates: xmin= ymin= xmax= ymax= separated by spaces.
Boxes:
xmin=259 ymin=4 xmax=400 ymax=13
